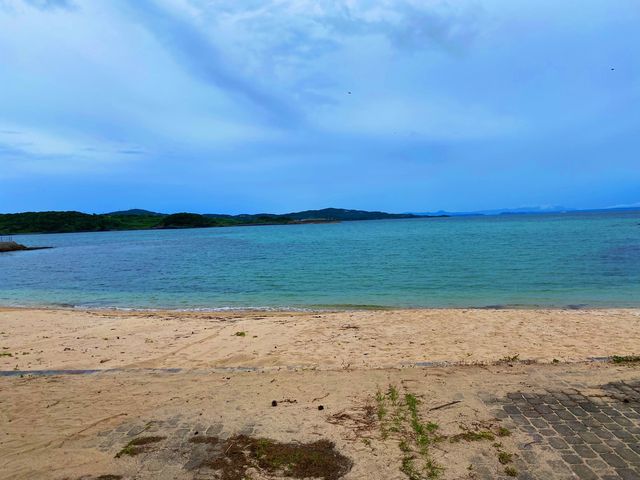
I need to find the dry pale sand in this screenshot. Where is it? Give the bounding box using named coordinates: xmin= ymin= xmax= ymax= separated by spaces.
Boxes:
xmin=1 ymin=308 xmax=639 ymax=480
xmin=1 ymin=307 xmax=639 ymax=372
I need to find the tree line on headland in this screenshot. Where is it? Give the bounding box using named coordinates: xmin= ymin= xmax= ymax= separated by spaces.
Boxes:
xmin=0 ymin=208 xmax=446 ymax=234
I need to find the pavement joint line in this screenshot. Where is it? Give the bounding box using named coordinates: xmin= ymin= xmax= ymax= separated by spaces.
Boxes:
xmin=0 ymin=357 xmax=624 ymax=377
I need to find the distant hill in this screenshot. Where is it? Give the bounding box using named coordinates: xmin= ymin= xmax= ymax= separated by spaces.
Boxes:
xmin=284 ymin=208 xmax=418 ymax=221
xmin=0 ymin=211 xmax=163 ymax=234
xmin=0 ymin=208 xmax=435 ymax=234
xmin=413 ymin=205 xmax=640 ymax=217
xmin=107 ymin=209 xmax=165 ymax=216
xmin=413 ymin=206 xmax=572 ymax=216
xmin=203 ymin=208 xmax=424 ymax=223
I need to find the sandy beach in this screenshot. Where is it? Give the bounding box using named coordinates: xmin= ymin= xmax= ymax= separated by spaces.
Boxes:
xmin=2 ymin=308 xmax=639 ymax=372
xmin=1 ymin=308 xmax=640 ymax=480
xmin=4 ymin=1 xmax=639 ymax=478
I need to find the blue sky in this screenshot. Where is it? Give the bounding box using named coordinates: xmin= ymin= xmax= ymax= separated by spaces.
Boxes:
xmin=0 ymin=0 xmax=638 ymax=214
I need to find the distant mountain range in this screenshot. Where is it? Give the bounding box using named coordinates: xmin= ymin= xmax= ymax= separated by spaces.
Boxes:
xmin=413 ymin=205 xmax=640 ymax=217
xmin=108 ymin=207 xmax=427 ymax=221
xmin=1 ymin=204 xmax=636 ymax=235
xmin=0 ymin=208 xmax=443 ymax=235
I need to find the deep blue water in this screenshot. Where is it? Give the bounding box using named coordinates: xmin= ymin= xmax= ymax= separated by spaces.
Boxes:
xmin=1 ymin=211 xmax=639 ymax=309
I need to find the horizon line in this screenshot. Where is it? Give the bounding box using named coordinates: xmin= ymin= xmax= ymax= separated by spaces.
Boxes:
xmin=1 ymin=203 xmax=639 ymax=217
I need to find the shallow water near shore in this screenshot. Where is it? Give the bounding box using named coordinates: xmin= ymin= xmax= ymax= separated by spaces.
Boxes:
xmin=1 ymin=210 xmax=639 ymax=309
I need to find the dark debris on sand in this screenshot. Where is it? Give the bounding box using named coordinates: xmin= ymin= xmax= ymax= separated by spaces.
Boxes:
xmin=195 ymin=434 xmax=352 ymax=480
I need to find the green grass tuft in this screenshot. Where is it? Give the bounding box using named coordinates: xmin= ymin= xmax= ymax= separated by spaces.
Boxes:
xmin=505 ymin=466 xmax=518 ymax=477
xmin=450 ymin=430 xmax=495 ymax=443
xmin=499 ymin=354 xmax=520 ymax=363
xmin=375 ymin=391 xmax=387 ymax=419
xmin=115 ymin=436 xmax=165 ymax=458
xmin=387 ymin=385 xmax=399 ymax=405
xmin=376 ymin=386 xmax=442 ymax=479
xmin=498 ymin=451 xmax=513 ymax=464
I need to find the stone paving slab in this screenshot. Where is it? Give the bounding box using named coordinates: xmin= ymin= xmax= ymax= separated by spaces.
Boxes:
xmin=485 ymin=380 xmax=640 ymax=480
xmin=91 ymin=416 xmax=263 ymax=479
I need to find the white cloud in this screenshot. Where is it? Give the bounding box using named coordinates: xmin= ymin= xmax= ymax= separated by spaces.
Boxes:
xmin=0 ymin=125 xmax=145 ymax=177
xmin=0 ymin=0 xmax=639 ymax=213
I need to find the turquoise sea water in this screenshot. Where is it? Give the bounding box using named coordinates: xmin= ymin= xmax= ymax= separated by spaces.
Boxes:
xmin=1 ymin=211 xmax=639 ymax=309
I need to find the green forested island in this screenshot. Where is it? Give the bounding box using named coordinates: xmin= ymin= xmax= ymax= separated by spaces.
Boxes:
xmin=0 ymin=208 xmax=442 ymax=234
